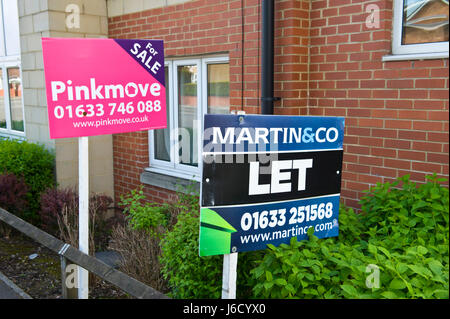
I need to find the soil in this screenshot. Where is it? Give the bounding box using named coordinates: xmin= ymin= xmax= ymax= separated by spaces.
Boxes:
xmin=0 ymin=235 xmax=131 ymax=299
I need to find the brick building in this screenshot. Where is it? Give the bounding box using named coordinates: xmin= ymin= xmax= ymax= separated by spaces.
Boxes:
xmin=2 ymin=0 xmax=448 ymax=210
xmin=107 ymin=0 xmax=449 ymax=209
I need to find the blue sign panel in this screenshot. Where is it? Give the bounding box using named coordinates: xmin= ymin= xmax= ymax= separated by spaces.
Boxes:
xmin=199 ymin=114 xmax=345 ymax=257
xmin=203 ymin=114 xmax=345 ymax=153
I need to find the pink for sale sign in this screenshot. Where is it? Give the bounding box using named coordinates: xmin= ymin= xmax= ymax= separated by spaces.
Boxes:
xmin=42 ymin=38 xmax=166 ymax=139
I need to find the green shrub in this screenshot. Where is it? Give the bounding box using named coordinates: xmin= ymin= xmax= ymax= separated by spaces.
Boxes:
xmin=0 ymin=139 xmax=55 ymax=224
xmin=159 ymin=188 xmax=221 ymax=298
xmin=160 ymin=198 xmax=222 ymax=298
xmin=251 ymin=206 xmax=363 ymax=299
xmin=359 ymin=174 xmax=449 ymax=250
xmin=250 ymin=175 xmax=449 ymax=299
xmin=119 ymin=186 xmax=172 ymax=238
xmin=110 ymin=186 xmax=177 ymax=293
xmin=160 ymin=188 xmax=260 ymax=299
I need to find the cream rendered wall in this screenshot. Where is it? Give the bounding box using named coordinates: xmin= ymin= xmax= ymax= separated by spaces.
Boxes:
xmin=18 ymin=0 xmax=114 ymax=200
xmin=18 ymin=0 xmax=54 ymax=149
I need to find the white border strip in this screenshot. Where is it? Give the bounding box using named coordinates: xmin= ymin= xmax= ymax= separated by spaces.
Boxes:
xmin=202 ymin=193 xmax=341 ymax=209
xmin=203 ymin=148 xmax=343 ymax=155
xmin=58 ymin=243 xmax=71 ymax=255
xmin=382 ymin=52 xmax=449 ymax=61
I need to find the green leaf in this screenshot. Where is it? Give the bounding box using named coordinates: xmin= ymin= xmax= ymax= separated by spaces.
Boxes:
xmin=396 ymin=263 xmax=408 ymax=274
xmin=275 ymin=278 xmax=287 ymax=286
xmin=368 ymin=243 xmax=377 ymax=255
xmin=317 ymin=285 xmax=326 ymax=295
xmin=381 ymin=291 xmax=398 ymax=299
xmin=408 ymin=265 xmax=433 ymax=279
xmin=389 ymin=278 xmax=406 ymax=290
xmin=265 ymin=270 xmax=273 ymax=282
xmin=263 ymin=281 xmax=274 ymax=290
xmin=304 ymin=273 xmax=315 ymax=281
xmin=428 ymin=260 xmax=443 ymax=276
xmin=285 ymin=283 xmax=296 ymax=294
xmin=307 ymin=226 xmax=315 ymax=237
xmin=252 ymin=266 xmax=264 ymax=279
xmin=417 ymin=245 xmax=428 ymax=255
xmin=289 ymin=236 xmax=298 ymax=246
xmin=377 ymin=246 xmax=391 ymax=258
xmin=340 ymin=284 xmax=358 ymax=297
xmin=431 ymin=203 xmax=444 ymax=212
xmin=433 ymin=289 xmax=449 ymax=299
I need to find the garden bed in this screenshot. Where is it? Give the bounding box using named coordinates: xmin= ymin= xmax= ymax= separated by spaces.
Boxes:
xmin=0 ymin=235 xmax=130 ymax=299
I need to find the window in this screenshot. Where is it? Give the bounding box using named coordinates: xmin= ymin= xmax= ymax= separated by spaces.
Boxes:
xmin=0 ymin=0 xmax=24 ymax=136
xmin=391 ymin=0 xmax=449 ymax=57
xmin=149 ymin=56 xmax=230 ymax=181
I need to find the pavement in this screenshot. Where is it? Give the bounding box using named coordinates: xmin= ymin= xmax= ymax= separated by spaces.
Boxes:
xmin=0 ymin=271 xmax=32 ymax=299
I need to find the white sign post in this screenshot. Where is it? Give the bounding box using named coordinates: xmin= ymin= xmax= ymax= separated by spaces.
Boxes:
xmin=78 ymin=136 xmax=89 ymax=299
xmin=221 ymin=252 xmax=238 ymax=299
xmin=220 ymin=110 xmax=244 ymax=300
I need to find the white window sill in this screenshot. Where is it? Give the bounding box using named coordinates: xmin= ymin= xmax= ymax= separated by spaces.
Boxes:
xmin=145 ymin=166 xmax=201 ymax=182
xmin=382 ymin=52 xmax=449 ymax=62
xmin=141 ymin=167 xmax=200 ymax=194
xmin=0 ymin=130 xmax=26 ymax=140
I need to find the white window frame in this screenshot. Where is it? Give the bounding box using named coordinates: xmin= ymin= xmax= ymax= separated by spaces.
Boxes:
xmin=148 ymin=55 xmax=229 ymax=181
xmin=0 ymin=0 xmax=25 ymax=137
xmin=0 ymin=2 xmax=5 ymax=57
xmin=385 ymin=0 xmax=449 ymax=60
xmin=173 ymin=58 xmax=202 ymax=177
xmin=0 ymin=58 xmax=25 ymax=138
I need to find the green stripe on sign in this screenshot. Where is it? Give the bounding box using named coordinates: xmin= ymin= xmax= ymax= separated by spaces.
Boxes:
xmin=199 ymin=208 xmax=236 ymax=257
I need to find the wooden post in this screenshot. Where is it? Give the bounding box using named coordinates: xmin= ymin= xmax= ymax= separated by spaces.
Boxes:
xmin=78 ymin=136 xmax=89 ymax=299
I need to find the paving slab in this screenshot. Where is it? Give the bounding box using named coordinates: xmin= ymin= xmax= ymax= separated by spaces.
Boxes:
xmin=0 ymin=271 xmax=32 ymax=299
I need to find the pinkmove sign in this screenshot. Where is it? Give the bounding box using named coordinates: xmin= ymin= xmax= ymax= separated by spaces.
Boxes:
xmin=42 ymin=38 xmax=166 ymax=139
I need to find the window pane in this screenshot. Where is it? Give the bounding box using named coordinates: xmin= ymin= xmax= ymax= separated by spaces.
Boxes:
xmin=0 ymin=69 xmax=5 ymax=128
xmin=178 ymin=65 xmax=198 ymax=167
xmin=2 ymin=0 xmax=21 ymax=56
xmin=207 ymin=63 xmax=230 ymax=114
xmin=154 ymin=66 xmax=171 ymax=162
xmin=402 ymin=0 xmax=449 ymax=45
xmin=7 ymin=68 xmax=24 ymax=132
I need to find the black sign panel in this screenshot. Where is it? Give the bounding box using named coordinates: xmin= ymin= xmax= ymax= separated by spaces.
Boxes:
xmin=202 ymin=150 xmax=343 ymax=207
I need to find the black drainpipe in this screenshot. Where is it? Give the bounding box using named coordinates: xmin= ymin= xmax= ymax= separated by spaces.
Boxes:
xmin=260 ymin=0 xmax=277 ymax=115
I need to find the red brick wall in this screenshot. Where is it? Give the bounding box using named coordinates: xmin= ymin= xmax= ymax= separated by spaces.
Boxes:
xmin=109 ymin=0 xmax=253 ymax=204
xmin=274 ymin=0 xmax=310 ymax=115
xmin=109 ymin=0 xmax=449 ymax=209
xmin=308 ymin=0 xmax=449 ymax=208
xmin=108 ymin=0 xmax=310 ymax=204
